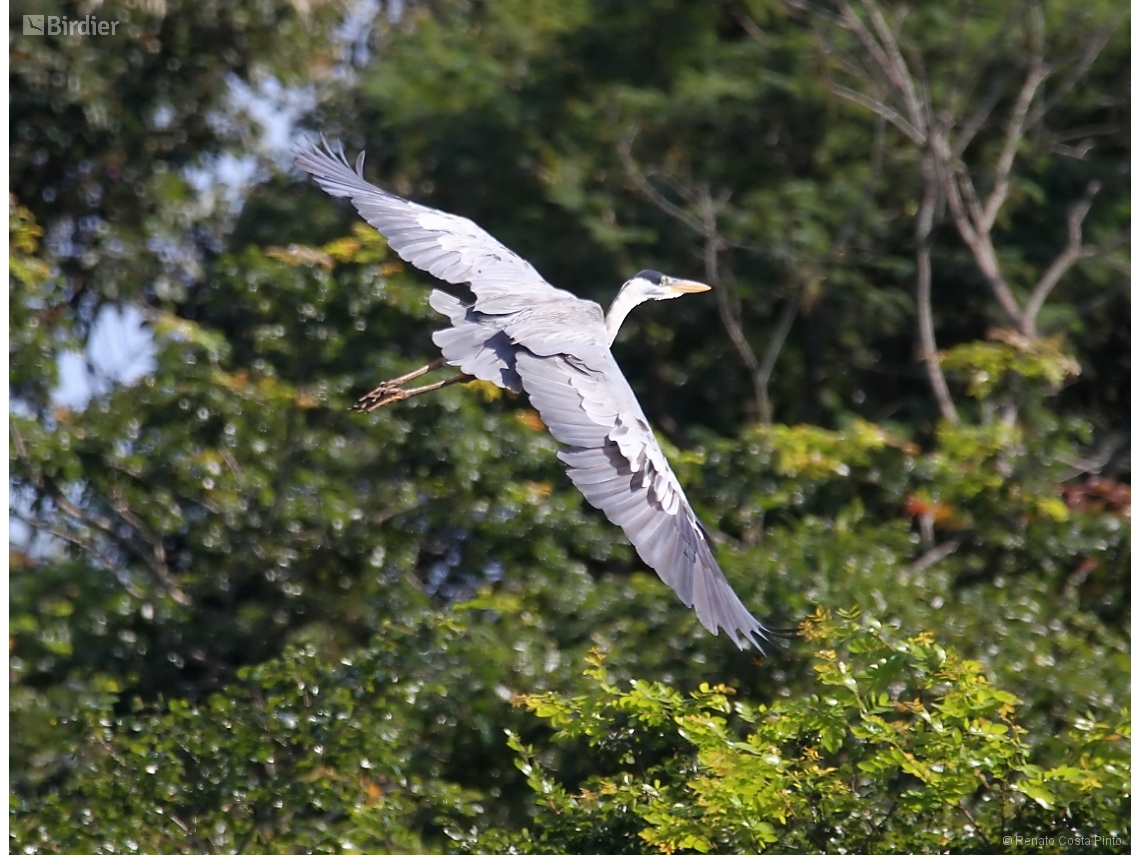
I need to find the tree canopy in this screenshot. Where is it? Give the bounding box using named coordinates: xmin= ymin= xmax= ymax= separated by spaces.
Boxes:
xmin=10 ymin=0 xmax=1129 ymax=852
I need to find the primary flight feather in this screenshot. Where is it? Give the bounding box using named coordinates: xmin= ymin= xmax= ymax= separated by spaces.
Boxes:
xmin=296 ymin=137 xmax=772 ymax=650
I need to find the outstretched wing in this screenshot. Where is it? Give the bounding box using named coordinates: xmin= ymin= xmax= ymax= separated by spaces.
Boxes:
xmin=295 ymin=137 xmax=577 ymax=309
xmin=299 ymin=136 xmax=769 ymax=648
xmin=511 ymin=344 xmax=771 ymax=650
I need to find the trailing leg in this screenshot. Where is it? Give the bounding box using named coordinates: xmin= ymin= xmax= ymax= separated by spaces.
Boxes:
xmin=353 ymin=360 xmax=469 ymax=412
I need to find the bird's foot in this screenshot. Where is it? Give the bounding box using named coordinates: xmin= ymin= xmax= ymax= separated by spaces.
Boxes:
xmin=351 ymin=368 xmax=471 ymax=413
xmin=351 ymin=358 xmax=447 ymax=412
xmin=352 ymin=383 xmax=409 ymax=412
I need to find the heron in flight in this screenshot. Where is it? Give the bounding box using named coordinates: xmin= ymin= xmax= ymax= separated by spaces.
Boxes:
xmin=296 ymin=138 xmax=771 ymax=650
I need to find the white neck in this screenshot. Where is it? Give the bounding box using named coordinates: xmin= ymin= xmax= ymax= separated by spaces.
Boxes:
xmin=604 ymin=288 xmax=650 ymax=346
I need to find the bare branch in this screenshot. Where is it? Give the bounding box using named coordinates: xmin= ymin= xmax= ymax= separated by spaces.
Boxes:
xmin=953 ymin=161 xmax=987 ymax=241
xmin=705 ymin=247 xmax=758 ymax=374
xmin=935 ymin=143 xmax=1026 ymax=326
xmin=837 ymin=1 xmax=921 ymax=130
xmin=617 ymin=132 xmax=708 ymax=236
xmin=829 ymin=84 xmax=925 ymax=143
xmin=834 ymin=2 xmax=898 ymax=82
xmin=819 ymin=2 xmax=1026 ymax=334
xmin=910 ymin=538 xmax=961 ymax=573
xmin=1020 ymin=180 xmax=1101 ymax=336
xmin=1102 ymin=255 xmax=1130 ymax=280
xmin=1056 ymin=430 xmax=1129 ymax=480
xmin=1048 ymin=140 xmax=1096 ymax=160
xmin=756 ymin=298 xmax=799 ymax=425
xmin=981 ymin=5 xmax=1049 ymax=231
xmin=12 ymin=513 xmax=120 ymax=574
xmin=781 ymin=0 xmax=845 ymax=25
xmin=110 ymin=489 xmax=172 ymax=576
xmin=11 ymin=420 xmax=189 ymax=603
xmin=830 ymin=48 xmax=888 ymax=91
xmin=916 ymin=152 xmax=959 ymax=423
xmin=862 ymin=0 xmax=926 ymax=130
xmin=1027 ymin=14 xmax=1123 ymax=130
xmin=951 ymin=68 xmax=1015 ymax=158
xmin=1087 ymin=230 xmax=1131 ymax=257
xmin=697 ymin=193 xmax=767 ymax=420
xmin=54 ymin=494 xmax=188 ymax=603
xmin=1046 ymin=122 xmax=1128 ymax=144
xmin=618 ymin=134 xmax=771 ymax=419
xmin=805 ymin=0 xmax=1122 ymax=348
xmin=734 ymin=8 xmax=774 ymax=44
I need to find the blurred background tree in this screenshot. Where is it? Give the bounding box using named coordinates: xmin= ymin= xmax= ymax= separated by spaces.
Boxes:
xmin=9 ymin=0 xmax=1129 ymax=851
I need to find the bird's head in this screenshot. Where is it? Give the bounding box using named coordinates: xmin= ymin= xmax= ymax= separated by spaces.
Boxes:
xmin=619 ymin=269 xmax=712 ymax=303
xmin=605 ymin=270 xmax=712 ymax=345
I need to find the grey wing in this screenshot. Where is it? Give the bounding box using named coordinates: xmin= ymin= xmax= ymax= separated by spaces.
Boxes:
xmin=428 ymin=289 xmax=522 ymax=392
xmin=295 ymin=137 xmax=576 ymax=308
xmin=512 ymin=347 xmax=771 ymax=650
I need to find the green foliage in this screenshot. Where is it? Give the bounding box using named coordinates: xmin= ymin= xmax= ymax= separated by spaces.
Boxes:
xmin=10 ymin=0 xmax=343 ymax=316
xmin=491 ymin=617 xmax=1129 ymax=854
xmin=337 ymin=0 xmax=1127 ymax=430
xmin=14 ymin=617 xmax=488 ymax=852
xmin=942 ymin=331 xmax=1082 ymax=400
xmin=10 ymin=203 xmax=76 ymax=407
xmin=9 ymin=0 xmax=1129 ymax=852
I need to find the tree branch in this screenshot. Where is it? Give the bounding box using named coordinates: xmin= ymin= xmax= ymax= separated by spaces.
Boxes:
xmin=862 ymin=0 xmax=926 ymax=129
xmin=756 ymin=298 xmax=799 ymax=425
xmin=910 ymin=538 xmax=961 ymax=573
xmin=617 ymin=132 xmax=707 ymax=235
xmin=829 ymin=84 xmax=925 ymax=143
xmin=54 ymin=493 xmax=189 ymax=604
xmin=618 ymin=134 xmax=772 ymax=420
xmin=699 ymin=206 xmax=768 ymax=421
xmin=935 ymin=143 xmax=1026 ymax=327
xmin=837 ymin=0 xmax=924 ymax=132
xmin=1020 ymin=180 xmax=1101 ymax=336
xmin=916 ymin=152 xmax=959 ymax=423
xmin=13 ymin=513 xmax=120 ymax=574
xmin=981 ymin=10 xmax=1048 ymax=231
xmin=1026 ymin=14 xmax=1123 ymax=131
xmin=807 ymin=0 xmax=1120 ymax=349
xmin=951 ymin=68 xmax=1015 ymax=158
xmin=11 ymin=421 xmax=189 ymax=603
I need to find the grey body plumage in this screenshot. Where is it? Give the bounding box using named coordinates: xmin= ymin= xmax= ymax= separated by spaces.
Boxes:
xmin=296 ymin=137 xmax=772 ymax=651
